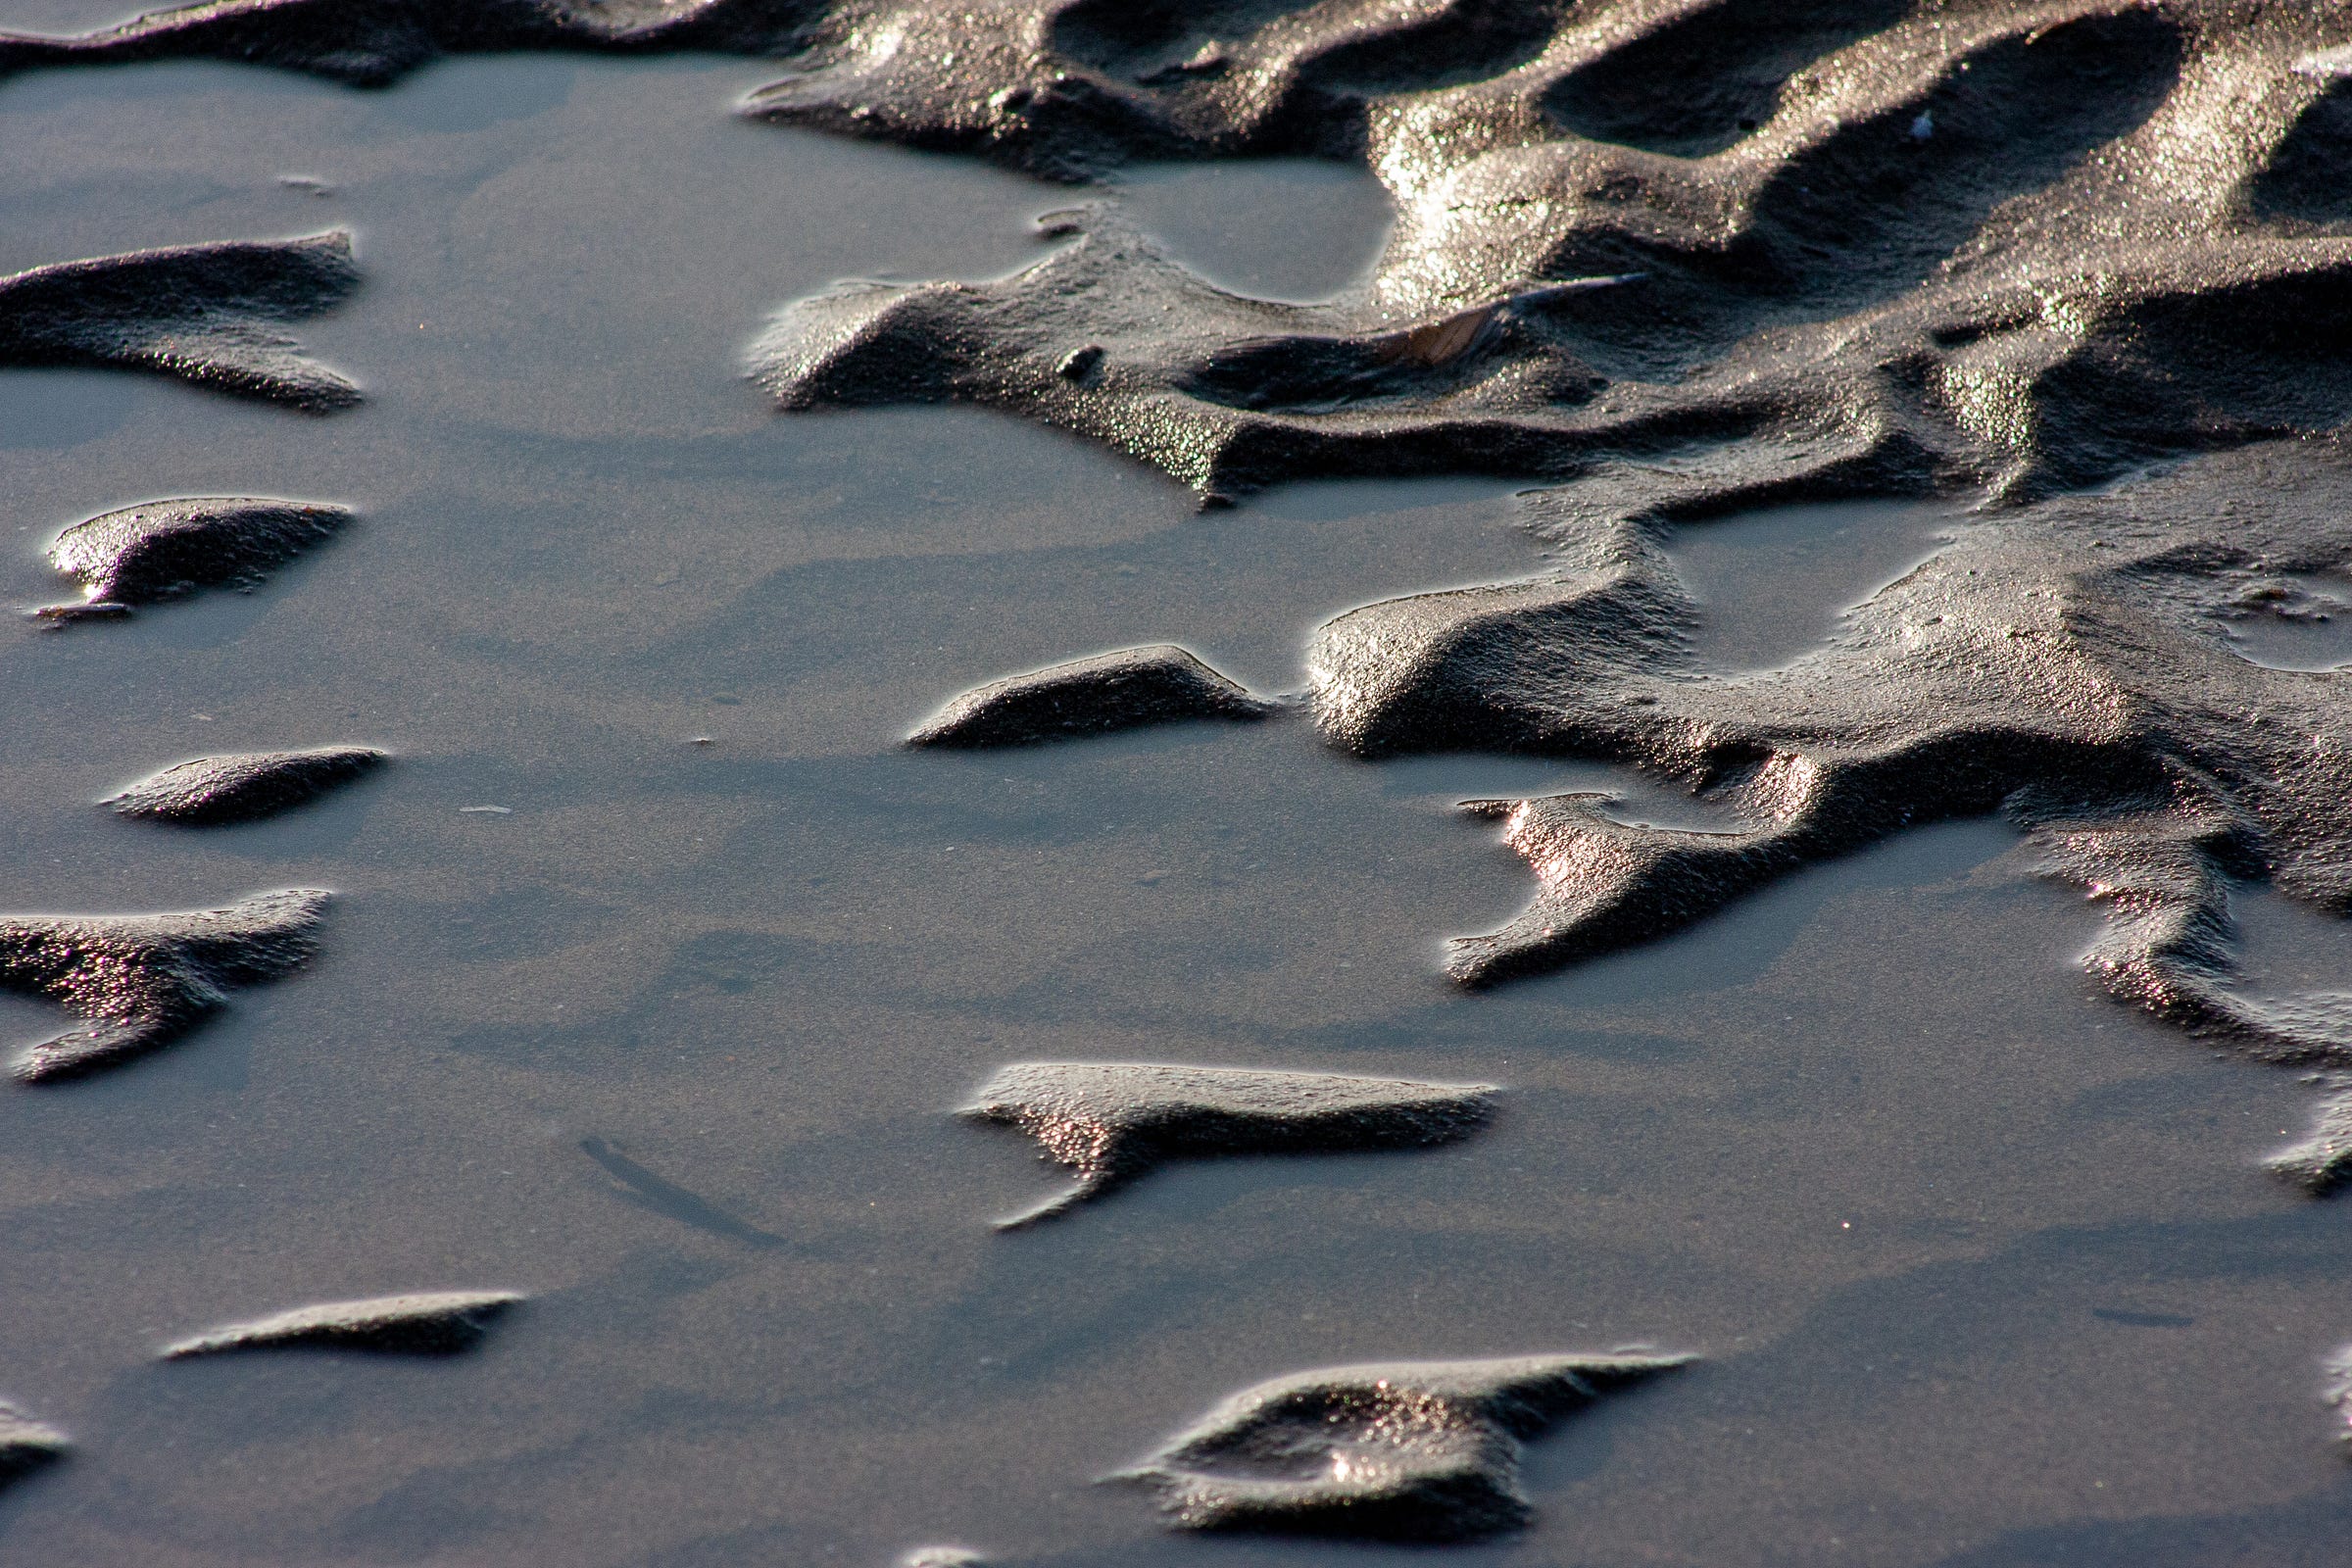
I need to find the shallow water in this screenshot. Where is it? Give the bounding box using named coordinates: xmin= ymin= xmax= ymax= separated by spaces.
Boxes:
xmin=2210 ymin=570 xmax=2352 ymax=672
xmin=1106 ymin=160 xmax=1395 ymax=304
xmin=2 ymin=1 xmax=150 ymax=35
xmin=1666 ymin=498 xmax=1960 ymax=673
xmin=0 ymin=50 xmax=2349 ymax=1568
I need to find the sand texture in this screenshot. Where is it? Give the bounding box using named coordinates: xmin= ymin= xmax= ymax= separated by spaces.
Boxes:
xmin=961 ymin=1061 xmax=1496 ymax=1223
xmin=0 ymin=233 xmax=357 ymax=410
xmin=909 ymin=646 xmax=1274 ymax=748
xmin=103 ymin=747 xmax=385 ymax=825
xmin=1 ymin=888 xmax=331 ymax=1083
xmin=41 ymin=497 xmax=352 ymax=619
xmin=161 ymin=1290 xmax=524 ymax=1358
xmin=1115 ymin=1351 xmax=1693 ymax=1540
xmin=3 ymin=4 xmax=2352 ymax=1564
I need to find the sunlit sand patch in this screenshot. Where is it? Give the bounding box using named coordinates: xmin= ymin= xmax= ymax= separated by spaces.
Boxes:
xmin=36 ymin=497 xmax=352 ymax=622
xmin=1114 ymin=1351 xmax=1693 ymax=1540
xmin=161 ymin=1290 xmax=524 ymax=1358
xmin=0 ymin=233 xmax=358 ymax=410
xmin=908 ymin=645 xmax=1275 ymax=749
xmin=961 ymin=1061 xmax=1495 ymax=1226
xmin=104 ymin=746 xmax=384 ymax=824
xmin=1 ymin=888 xmax=331 ymax=1083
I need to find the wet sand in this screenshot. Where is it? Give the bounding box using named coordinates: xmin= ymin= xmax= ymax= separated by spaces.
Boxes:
xmin=0 ymin=48 xmax=2350 ymax=1568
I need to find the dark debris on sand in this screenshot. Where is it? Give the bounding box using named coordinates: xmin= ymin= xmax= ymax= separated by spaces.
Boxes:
xmin=960 ymin=1062 xmax=1496 ymax=1225
xmin=2 ymin=889 xmax=331 ymax=1083
xmin=0 ymin=233 xmax=358 ymax=410
xmin=1115 ymin=1352 xmax=1692 ymax=1540
xmin=105 ymin=747 xmax=385 ymax=825
xmin=161 ymin=1290 xmax=524 ymax=1358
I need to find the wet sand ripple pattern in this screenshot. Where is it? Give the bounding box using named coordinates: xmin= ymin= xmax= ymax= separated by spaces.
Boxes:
xmin=16 ymin=0 xmax=2352 ymax=1548
xmin=103 ymin=747 xmax=386 ymax=826
xmin=729 ymin=0 xmax=2352 ymax=1164
xmin=908 ymin=645 xmax=1275 ymax=748
xmin=39 ymin=497 xmax=353 ymax=622
xmin=0 ymin=888 xmax=331 ymax=1084
xmin=1114 ymin=1352 xmax=1695 ymax=1541
xmin=961 ymin=1061 xmax=1498 ymax=1226
xmin=0 ymin=233 xmax=358 ymax=411
xmin=1297 ymin=446 xmax=2352 ymax=1074
xmin=160 ymin=1291 xmax=526 ymax=1359
xmin=742 ymin=1 xmax=2352 ymax=503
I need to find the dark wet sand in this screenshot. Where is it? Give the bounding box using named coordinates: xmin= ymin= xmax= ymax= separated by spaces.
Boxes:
xmin=0 ymin=52 xmax=2350 ymax=1568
